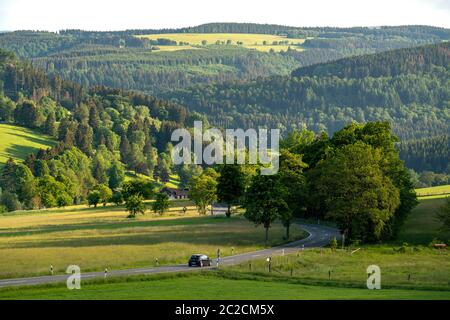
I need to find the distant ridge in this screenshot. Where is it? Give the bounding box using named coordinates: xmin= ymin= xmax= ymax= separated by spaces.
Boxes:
xmin=292 ymin=41 xmax=450 ymax=78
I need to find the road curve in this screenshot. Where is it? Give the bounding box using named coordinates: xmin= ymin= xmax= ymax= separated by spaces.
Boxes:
xmin=0 ymin=223 xmax=340 ymax=288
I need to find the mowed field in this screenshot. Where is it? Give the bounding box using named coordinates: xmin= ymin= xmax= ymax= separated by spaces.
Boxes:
xmin=0 ymin=124 xmax=55 ymax=168
xmin=0 ymin=202 xmax=306 ymax=279
xmin=137 ymin=33 xmax=306 ymax=52
xmin=416 ymin=185 xmax=450 ymax=199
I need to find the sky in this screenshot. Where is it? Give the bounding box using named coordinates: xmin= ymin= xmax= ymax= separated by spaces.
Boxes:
xmin=1 ymin=0 xmax=449 ymax=31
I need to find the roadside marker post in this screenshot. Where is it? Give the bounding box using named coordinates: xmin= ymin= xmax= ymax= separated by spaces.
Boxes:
xmin=266 ymin=257 xmax=272 ymax=273
xmin=50 ymin=265 xmax=53 ymax=275
xmin=104 ymin=268 xmax=108 ymax=279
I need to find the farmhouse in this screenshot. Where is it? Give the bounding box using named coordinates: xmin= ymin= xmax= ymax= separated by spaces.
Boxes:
xmin=162 ymin=187 xmax=189 ymax=200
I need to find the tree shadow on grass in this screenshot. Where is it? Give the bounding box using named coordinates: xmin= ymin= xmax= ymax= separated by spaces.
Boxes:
xmin=0 ymin=216 xmax=233 ymax=238
xmin=3 ymin=144 xmax=43 ymax=161
xmin=5 ymin=224 xmax=273 ymax=249
xmin=0 ymin=131 xmax=54 ymax=163
xmin=6 ymin=132 xmax=54 ymax=148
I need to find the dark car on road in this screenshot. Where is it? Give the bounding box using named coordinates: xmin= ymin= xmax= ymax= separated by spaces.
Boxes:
xmin=188 ymin=254 xmax=212 ymax=267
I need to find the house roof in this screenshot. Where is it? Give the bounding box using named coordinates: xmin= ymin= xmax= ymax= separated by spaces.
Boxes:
xmin=162 ymin=187 xmax=189 ymax=197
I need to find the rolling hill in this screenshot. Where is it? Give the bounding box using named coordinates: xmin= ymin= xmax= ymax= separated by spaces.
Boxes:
xmin=0 ymin=23 xmax=448 ymax=94
xmin=162 ymin=42 xmax=450 ymax=173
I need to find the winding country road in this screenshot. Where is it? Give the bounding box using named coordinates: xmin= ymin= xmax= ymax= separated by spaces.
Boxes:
xmin=0 ymin=223 xmax=340 ymax=288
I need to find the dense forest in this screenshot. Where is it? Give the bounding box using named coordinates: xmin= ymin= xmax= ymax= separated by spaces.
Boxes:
xmin=0 ymin=24 xmax=448 ymax=94
xmin=0 ymin=48 xmax=194 ymax=211
xmin=398 ymin=135 xmax=450 ymax=174
xmin=163 ymin=42 xmax=450 ymax=173
xmin=292 ymin=42 xmax=450 ymax=77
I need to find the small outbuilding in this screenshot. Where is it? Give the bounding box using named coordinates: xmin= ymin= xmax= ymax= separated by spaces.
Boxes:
xmin=161 ymin=187 xmax=189 ymax=200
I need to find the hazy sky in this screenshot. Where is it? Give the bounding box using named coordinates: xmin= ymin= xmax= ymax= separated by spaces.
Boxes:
xmin=1 ymin=0 xmax=449 ymax=31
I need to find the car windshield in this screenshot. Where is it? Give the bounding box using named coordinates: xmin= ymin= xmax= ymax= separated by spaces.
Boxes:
xmin=190 ymin=255 xmax=200 ymax=260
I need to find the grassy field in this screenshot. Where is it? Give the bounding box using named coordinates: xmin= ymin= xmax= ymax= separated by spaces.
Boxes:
xmin=0 ymin=124 xmax=55 ymax=168
xmin=152 ymin=45 xmax=199 ymax=52
xmin=125 ymin=171 xmax=180 ymax=189
xmin=416 ymin=185 xmax=450 ymax=199
xmin=0 ymin=204 xmax=306 ymax=279
xmin=137 ymin=33 xmax=306 ymax=52
xmin=397 ymin=197 xmax=450 ymax=244
xmin=0 ymin=195 xmax=449 ymax=300
xmin=212 ymin=196 xmax=449 ymax=298
xmin=226 ymin=246 xmax=450 ymax=291
xmin=1 ymin=272 xmax=448 ymax=300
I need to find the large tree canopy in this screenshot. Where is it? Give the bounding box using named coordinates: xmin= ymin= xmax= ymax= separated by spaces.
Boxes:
xmin=309 ymin=142 xmax=400 ymax=242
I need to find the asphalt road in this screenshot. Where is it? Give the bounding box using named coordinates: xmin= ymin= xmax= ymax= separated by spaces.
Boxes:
xmin=0 ymin=223 xmax=340 ymax=288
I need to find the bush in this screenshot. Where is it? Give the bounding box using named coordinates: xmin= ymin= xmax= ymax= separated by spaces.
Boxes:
xmin=125 ymin=194 xmax=146 ymax=218
xmin=111 ymin=191 xmax=124 ymax=206
xmin=93 ymin=184 xmax=112 ymax=206
xmin=152 ymin=192 xmax=170 ymax=215
xmin=0 ymin=191 xmax=22 ymax=212
xmin=87 ymin=190 xmax=101 ymax=208
xmin=57 ymin=193 xmax=73 ymax=208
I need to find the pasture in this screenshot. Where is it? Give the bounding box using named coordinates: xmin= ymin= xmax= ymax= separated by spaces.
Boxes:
xmin=222 ymin=196 xmax=450 ymax=295
xmin=415 ymin=185 xmax=450 ymax=199
xmin=137 ymin=33 xmax=306 ymax=52
xmin=0 ymin=124 xmax=55 ymax=168
xmin=226 ymin=246 xmax=450 ymax=291
xmin=0 ymin=272 xmax=448 ymax=300
xmin=397 ymin=196 xmax=450 ymax=244
xmin=0 ymin=193 xmax=448 ymax=300
xmin=0 ymin=203 xmax=306 ymax=279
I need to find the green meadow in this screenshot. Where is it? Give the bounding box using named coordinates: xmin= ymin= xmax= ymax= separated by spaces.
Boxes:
xmin=0 ymin=272 xmax=448 ymax=300
xmin=0 ymin=196 xmax=448 ymax=299
xmin=0 ymin=205 xmax=306 ymax=279
xmin=0 ymin=124 xmax=55 ymax=168
xmin=416 ymin=185 xmax=450 ymax=199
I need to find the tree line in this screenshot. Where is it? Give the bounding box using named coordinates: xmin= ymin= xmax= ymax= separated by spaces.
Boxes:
xmin=184 ymin=122 xmax=417 ymax=245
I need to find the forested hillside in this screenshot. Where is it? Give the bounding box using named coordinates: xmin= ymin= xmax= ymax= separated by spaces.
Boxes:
xmin=163 ymin=42 xmax=450 ymax=173
xmin=0 ymin=24 xmax=448 ymax=94
xmin=292 ymin=41 xmax=450 ymax=77
xmin=0 ymin=49 xmax=191 ymax=211
xmin=398 ymin=135 xmax=450 ymax=174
